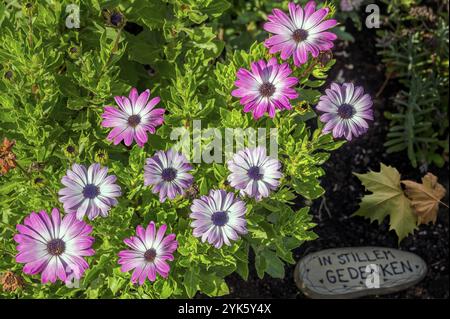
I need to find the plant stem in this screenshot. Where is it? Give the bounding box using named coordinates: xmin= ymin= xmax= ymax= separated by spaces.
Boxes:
xmin=97 ymin=27 xmax=123 ymax=83
xmin=376 ymin=72 xmax=392 ymax=98
xmin=87 ymin=27 xmax=124 ymax=103
xmin=27 ymin=11 xmax=33 ymax=49
xmin=299 ymin=59 xmax=319 ymax=80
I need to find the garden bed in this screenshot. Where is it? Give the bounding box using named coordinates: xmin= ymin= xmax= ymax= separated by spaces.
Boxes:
xmin=1 ymin=1 xmax=447 ymax=300
xmin=222 ymin=18 xmax=449 ymax=299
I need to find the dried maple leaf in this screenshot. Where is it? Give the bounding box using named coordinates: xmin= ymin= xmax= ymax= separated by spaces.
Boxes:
xmin=353 ymin=163 xmax=417 ymax=243
xmin=402 ymin=173 xmax=447 ymax=225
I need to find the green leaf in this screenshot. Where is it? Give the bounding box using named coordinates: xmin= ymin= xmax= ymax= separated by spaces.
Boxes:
xmin=261 ymin=250 xmax=285 ymax=279
xmin=298 ymin=88 xmax=322 ymax=104
xmin=203 ymin=0 xmax=231 ymax=17
xmin=353 ymin=163 xmax=418 ymax=242
xmin=254 ymin=252 xmax=266 ymax=279
xmin=183 ymin=268 xmax=199 ymax=298
xmin=293 ymin=177 xmax=325 ymax=200
xmin=66 ymin=97 xmax=87 ymax=111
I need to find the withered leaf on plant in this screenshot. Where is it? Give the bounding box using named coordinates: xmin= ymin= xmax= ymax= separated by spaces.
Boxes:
xmin=402 ymin=173 xmax=447 ymax=225
xmin=0 ymin=138 xmax=17 ymax=176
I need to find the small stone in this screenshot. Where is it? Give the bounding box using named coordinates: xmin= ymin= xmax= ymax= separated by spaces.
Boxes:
xmin=294 ymin=247 xmax=427 ymax=299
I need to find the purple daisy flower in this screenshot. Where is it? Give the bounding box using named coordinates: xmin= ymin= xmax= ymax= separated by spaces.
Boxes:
xmin=118 ymin=222 xmax=178 ymax=285
xmin=227 ymin=146 xmax=282 ymax=201
xmin=316 ymin=83 xmax=374 ymax=141
xmin=232 ymin=58 xmax=298 ymax=120
xmin=14 ymin=209 xmax=95 ymax=284
xmin=101 ymin=88 xmax=165 ymax=147
xmin=58 ymin=163 xmax=121 ymax=220
xmin=144 ymin=149 xmax=194 ymax=202
xmin=264 ymin=1 xmax=338 ymax=66
xmin=190 ymin=190 xmax=247 ymax=249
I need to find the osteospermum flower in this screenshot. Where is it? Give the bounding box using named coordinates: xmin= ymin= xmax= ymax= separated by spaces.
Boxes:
xmin=101 ymin=88 xmax=164 ymax=147
xmin=58 ymin=163 xmax=121 ymax=220
xmin=190 ymin=190 xmax=247 ymax=249
xmin=232 ymin=58 xmax=298 ymax=119
xmin=264 ymin=1 xmax=338 ymax=66
xmin=14 ymin=209 xmax=95 ymax=284
xmin=227 ymin=146 xmax=282 ymax=201
xmin=144 ymin=149 xmax=193 ymax=202
xmin=316 ymin=82 xmax=373 ymax=141
xmin=118 ymin=222 xmax=178 ymax=285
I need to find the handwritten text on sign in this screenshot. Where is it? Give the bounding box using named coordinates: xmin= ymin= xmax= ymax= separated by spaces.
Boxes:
xmin=315 ymin=249 xmax=415 ymax=284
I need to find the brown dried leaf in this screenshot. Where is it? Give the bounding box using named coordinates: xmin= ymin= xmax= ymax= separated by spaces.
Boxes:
xmin=402 ymin=173 xmax=447 ymax=225
xmin=0 ymin=137 xmax=17 ymax=176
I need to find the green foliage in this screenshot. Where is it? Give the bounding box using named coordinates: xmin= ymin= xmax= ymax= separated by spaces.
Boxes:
xmin=377 ymin=0 xmax=449 ymax=169
xmin=0 ymin=0 xmax=342 ymax=298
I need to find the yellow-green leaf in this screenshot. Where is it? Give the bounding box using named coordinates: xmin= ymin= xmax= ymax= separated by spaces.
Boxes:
xmin=353 ymin=163 xmax=417 ymax=243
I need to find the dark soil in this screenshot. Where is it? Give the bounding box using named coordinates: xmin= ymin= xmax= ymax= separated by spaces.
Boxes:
xmin=223 ymin=17 xmax=449 ymax=299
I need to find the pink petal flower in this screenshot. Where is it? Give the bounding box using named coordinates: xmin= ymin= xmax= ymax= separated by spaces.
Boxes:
xmin=101 ymin=88 xmax=165 ymax=148
xmin=232 ymin=59 xmax=298 ymax=120
xmin=264 ymin=1 xmax=338 ymax=66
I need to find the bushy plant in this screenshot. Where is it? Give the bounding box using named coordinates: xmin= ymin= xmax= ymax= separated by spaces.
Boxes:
xmin=376 ymin=0 xmax=449 ymax=169
xmin=0 ymin=0 xmax=359 ymax=298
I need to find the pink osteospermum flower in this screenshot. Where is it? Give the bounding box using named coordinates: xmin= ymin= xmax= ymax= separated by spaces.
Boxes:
xmin=118 ymin=222 xmax=178 ymax=285
xmin=231 ymin=57 xmax=298 ymax=119
xmin=101 ymin=88 xmax=165 ymax=148
xmin=14 ymin=209 xmax=95 ymax=284
xmin=316 ymin=83 xmax=373 ymax=141
xmin=264 ymin=1 xmax=338 ymax=66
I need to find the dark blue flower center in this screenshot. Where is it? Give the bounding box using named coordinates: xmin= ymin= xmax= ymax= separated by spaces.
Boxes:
xmin=66 ymin=145 xmax=75 ymax=153
xmin=127 ymin=114 xmax=141 ymax=127
xmin=83 ymin=184 xmax=99 ymax=199
xmin=292 ymin=29 xmax=308 ymax=42
xmin=34 ymin=177 xmax=44 ymax=184
xmin=144 ymin=248 xmax=157 ymax=262
xmin=338 ymin=103 xmax=355 ymax=119
xmin=247 ymin=166 xmax=263 ymax=181
xmin=161 ymin=167 xmax=177 ymax=182
xmin=211 ymin=211 xmax=229 ymax=227
xmin=259 ymin=82 xmax=276 ymax=97
xmin=110 ymin=12 xmax=123 ymax=26
xmin=47 ymin=239 xmax=65 ymax=256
